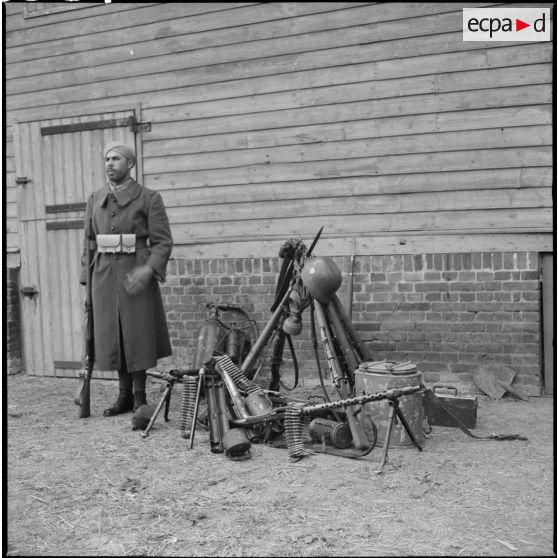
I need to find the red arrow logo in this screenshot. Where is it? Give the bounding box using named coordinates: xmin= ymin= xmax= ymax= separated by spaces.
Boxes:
xmin=516 ymin=19 xmax=530 ymax=31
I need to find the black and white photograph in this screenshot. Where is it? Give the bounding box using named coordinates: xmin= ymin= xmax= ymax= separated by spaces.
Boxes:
xmin=3 ymin=2 xmax=555 ymax=556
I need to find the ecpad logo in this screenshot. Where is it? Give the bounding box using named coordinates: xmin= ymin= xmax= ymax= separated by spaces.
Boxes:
xmin=463 ymin=8 xmax=550 ymax=41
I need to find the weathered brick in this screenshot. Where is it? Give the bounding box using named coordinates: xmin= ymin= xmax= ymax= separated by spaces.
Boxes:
xmin=365 ymin=283 xmax=395 ymax=292
xmin=398 ymin=341 xmax=426 ymax=351
xmin=493 ymin=292 xmax=511 ymax=302
xmin=415 ymin=282 xmax=450 ymax=292
xmin=426 ymin=312 xmax=442 ymax=321
xmin=503 ymin=343 xmax=540 ymax=354
xmin=450 ymin=282 xmax=482 ymax=292
xmin=403 ymin=271 xmax=423 ymax=282
xmin=397 ymin=283 xmax=413 ymax=292
xmin=403 ymin=255 xmax=413 ymax=271
xmin=369 ymin=341 xmax=396 ymax=351
xmin=449 ymin=362 xmax=477 ymax=374
xmin=492 ymin=253 xmax=502 ymax=270
xmin=370 ymin=302 xmax=399 ymax=312
xmin=456 ymin=271 xmax=475 ymax=281
xmin=527 ymin=252 xmax=539 ymax=270
xmin=502 ymin=302 xmax=539 ymax=312
xmin=502 ymin=280 xmax=539 ymax=291
xmin=503 ymin=253 xmax=515 ymax=269
xmin=451 ymin=323 xmax=485 ymax=332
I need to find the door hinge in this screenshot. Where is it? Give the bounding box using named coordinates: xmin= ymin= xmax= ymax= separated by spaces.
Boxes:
xmin=16 ymin=176 xmax=31 ymax=185
xmin=128 ymin=116 xmax=151 ymax=133
xmin=40 ymin=116 xmax=151 ymax=136
xmin=21 ymin=286 xmax=39 ymax=298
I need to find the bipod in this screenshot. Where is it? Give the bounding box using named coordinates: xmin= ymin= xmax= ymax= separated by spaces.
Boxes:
xmin=374 ymin=396 xmax=422 ymax=474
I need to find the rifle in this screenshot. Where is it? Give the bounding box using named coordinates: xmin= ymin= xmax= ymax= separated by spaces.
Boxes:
xmin=75 ymin=218 xmax=95 ymax=418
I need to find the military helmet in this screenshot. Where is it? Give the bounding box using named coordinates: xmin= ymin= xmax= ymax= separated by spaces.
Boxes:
xmin=131 ymin=404 xmax=157 ymax=431
xmin=300 ymin=256 xmax=342 ymax=304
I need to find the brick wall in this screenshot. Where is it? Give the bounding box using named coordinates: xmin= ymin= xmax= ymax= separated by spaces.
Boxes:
xmin=160 ymin=252 xmax=542 ymax=396
xmin=5 ymin=267 xmax=23 ymax=375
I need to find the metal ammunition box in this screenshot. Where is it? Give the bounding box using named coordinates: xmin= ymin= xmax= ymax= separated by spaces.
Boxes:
xmin=424 ymin=386 xmax=478 ymax=429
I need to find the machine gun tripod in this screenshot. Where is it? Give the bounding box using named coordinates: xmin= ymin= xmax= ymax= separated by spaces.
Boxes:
xmin=141 ymin=368 xmax=200 ymax=437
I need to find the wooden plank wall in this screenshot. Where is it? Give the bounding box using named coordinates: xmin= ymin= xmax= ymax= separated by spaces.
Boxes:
xmin=4 ymin=2 xmax=554 ymax=261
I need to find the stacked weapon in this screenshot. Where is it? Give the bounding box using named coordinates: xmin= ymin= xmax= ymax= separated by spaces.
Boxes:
xmin=169 ymin=228 xmax=424 ymax=467
xmin=74 ymin=218 xmax=95 ymax=419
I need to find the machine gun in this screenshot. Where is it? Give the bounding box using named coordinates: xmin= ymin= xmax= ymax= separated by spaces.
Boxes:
xmin=140 ymin=368 xmax=201 ymax=438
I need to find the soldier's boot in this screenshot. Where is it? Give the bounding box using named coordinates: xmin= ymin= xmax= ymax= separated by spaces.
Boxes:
xmin=103 ymin=390 xmax=134 ymax=416
xmin=133 ymin=390 xmax=148 ymax=412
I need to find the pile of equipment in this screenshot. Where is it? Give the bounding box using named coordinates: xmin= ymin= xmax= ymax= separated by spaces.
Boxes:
xmin=139 ymin=229 xmax=425 ymax=472
xmin=136 ymin=228 xmax=527 ymax=470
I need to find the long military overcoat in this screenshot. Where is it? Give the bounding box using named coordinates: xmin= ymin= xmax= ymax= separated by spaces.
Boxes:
xmin=81 ymin=180 xmax=173 ymax=372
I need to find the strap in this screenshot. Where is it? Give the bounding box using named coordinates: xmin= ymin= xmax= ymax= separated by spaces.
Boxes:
xmin=422 ymin=383 xmax=527 ymax=441
xmin=283 ymin=333 xmax=299 ymax=390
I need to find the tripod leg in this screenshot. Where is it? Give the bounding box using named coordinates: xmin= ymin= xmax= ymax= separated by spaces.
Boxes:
xmin=374 ymin=401 xmax=396 ymax=474
xmin=393 ymin=399 xmax=423 ymax=452
xmin=163 ymin=386 xmax=172 ymax=422
xmin=141 ymin=383 xmax=173 ymax=438
xmin=189 ymin=370 xmax=204 ymax=450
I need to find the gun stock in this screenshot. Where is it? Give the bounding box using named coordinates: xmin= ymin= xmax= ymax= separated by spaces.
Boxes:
xmin=75 ymin=218 xmax=94 ymax=418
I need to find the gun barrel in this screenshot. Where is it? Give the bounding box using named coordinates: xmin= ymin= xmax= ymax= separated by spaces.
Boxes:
xmin=240 ymin=286 xmax=292 ymax=375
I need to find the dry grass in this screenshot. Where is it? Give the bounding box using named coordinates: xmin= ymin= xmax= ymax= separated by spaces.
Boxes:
xmin=6 ymin=373 xmax=556 ymax=556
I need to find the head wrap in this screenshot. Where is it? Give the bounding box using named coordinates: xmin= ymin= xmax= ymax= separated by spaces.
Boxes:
xmin=103 ymin=141 xmax=136 ymax=166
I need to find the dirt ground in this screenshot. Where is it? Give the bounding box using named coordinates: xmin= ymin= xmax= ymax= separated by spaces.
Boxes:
xmin=5 ymin=372 xmax=556 ymax=557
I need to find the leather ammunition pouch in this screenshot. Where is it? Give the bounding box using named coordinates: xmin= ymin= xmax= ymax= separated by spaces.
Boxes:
xmin=96 ymin=234 xmax=138 ymax=254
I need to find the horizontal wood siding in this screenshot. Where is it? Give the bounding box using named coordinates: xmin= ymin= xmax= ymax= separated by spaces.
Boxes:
xmin=4 ymin=2 xmax=554 ymax=260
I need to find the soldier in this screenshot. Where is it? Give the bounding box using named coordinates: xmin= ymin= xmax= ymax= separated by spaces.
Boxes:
xmin=80 ymin=141 xmax=173 ymax=417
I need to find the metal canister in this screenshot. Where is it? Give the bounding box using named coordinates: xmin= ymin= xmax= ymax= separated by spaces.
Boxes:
xmin=354 ymin=361 xmax=424 ymax=447
xmin=308 ymin=417 xmax=353 ymax=449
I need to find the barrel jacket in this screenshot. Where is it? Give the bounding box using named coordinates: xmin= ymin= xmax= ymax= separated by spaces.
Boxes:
xmin=80 ymin=179 xmax=173 ymax=372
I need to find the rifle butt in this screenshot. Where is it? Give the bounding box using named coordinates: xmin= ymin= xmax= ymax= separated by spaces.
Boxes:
xmin=75 ymin=369 xmax=92 ymax=418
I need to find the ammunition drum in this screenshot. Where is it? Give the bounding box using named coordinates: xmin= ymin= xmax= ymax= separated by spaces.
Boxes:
xmin=308 ymin=417 xmax=353 ymax=449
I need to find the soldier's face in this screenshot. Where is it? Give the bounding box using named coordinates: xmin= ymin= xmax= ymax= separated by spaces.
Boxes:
xmin=105 ymin=150 xmax=133 ymax=185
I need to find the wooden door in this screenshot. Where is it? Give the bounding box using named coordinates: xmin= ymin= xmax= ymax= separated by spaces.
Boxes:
xmin=14 ymin=111 xmax=140 ymax=378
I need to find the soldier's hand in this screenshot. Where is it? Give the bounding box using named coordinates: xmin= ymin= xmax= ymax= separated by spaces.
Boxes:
xmin=124 ymin=264 xmax=153 ymax=295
